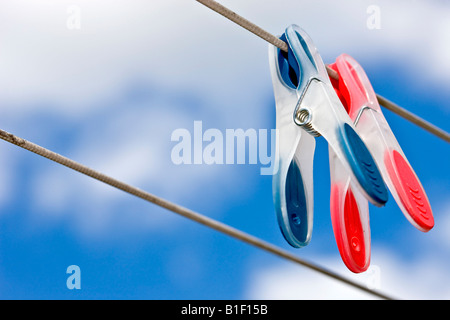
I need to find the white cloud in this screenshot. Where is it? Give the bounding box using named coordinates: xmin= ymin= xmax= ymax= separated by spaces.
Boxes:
xmin=245 ymin=262 xmax=379 ymax=300
xmin=1 ymin=0 xmax=449 ymax=112
xmin=245 ymin=247 xmax=450 ymax=300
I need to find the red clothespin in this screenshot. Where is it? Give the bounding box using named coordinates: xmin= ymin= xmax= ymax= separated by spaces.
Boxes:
xmin=328 ymin=54 xmax=435 ymax=272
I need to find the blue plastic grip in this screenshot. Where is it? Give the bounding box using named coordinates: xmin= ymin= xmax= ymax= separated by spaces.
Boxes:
xmin=277 ymin=34 xmax=300 ymax=89
xmin=283 ymin=159 xmax=309 ymax=247
xmin=341 ymin=123 xmax=388 ymax=205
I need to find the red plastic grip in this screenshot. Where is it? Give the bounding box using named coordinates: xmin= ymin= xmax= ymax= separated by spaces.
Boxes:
xmin=330 ymin=184 xmax=369 ymax=273
xmin=384 ymin=150 xmax=434 ymax=231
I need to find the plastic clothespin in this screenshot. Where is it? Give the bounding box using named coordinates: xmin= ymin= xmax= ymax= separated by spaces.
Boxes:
xmin=327 ymin=57 xmax=373 ymax=273
xmin=329 ymin=54 xmax=434 ymax=235
xmin=268 ymin=25 xmax=389 ymax=248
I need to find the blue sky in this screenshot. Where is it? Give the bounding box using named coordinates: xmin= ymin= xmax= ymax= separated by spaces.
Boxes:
xmin=0 ymin=0 xmax=449 ymax=300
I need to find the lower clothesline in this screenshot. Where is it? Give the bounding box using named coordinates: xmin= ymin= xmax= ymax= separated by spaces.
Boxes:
xmin=0 ymin=128 xmax=394 ymax=300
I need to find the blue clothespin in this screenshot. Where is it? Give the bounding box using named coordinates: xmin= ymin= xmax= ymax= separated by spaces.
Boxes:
xmin=268 ymin=25 xmax=388 ymax=248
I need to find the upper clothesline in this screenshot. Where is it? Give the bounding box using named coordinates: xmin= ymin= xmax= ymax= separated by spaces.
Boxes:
xmin=194 ymin=0 xmax=450 ymax=144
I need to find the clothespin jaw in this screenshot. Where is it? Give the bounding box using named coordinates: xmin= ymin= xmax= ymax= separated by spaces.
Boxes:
xmin=329 ymin=146 xmax=371 ymax=273
xmin=269 ymin=25 xmax=388 ymax=248
xmin=329 ymin=54 xmax=434 ymax=232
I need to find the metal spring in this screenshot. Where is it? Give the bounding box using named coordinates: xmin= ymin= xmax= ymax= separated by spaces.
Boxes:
xmin=295 ymin=108 xmax=321 ymax=137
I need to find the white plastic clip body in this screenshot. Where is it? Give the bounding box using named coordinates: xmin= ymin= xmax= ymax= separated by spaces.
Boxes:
xmin=269 ymin=25 xmax=388 ymax=248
